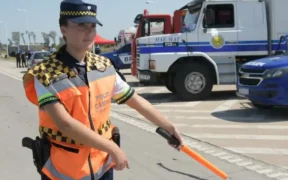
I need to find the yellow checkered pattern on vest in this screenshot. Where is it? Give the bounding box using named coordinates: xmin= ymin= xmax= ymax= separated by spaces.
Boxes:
xmin=98 ymin=119 xmax=112 ymax=135
xmin=39 ymin=119 xmax=111 ymax=145
xmin=60 ymin=11 xmax=96 ymax=16
xmin=28 ymin=52 xmax=113 ymax=87
xmin=39 ymin=126 xmax=81 ymax=145
xmin=28 ymin=57 xmax=77 ymax=87
xmin=86 ymin=53 xmax=112 ymax=72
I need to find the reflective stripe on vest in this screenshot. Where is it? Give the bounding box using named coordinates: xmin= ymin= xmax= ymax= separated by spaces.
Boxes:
xmin=43 ymin=156 xmax=113 ymax=180
xmin=44 ymin=66 xmax=115 ymax=96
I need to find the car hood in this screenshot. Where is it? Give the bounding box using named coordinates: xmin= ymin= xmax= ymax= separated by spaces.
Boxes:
xmin=242 ymin=55 xmax=288 ymax=70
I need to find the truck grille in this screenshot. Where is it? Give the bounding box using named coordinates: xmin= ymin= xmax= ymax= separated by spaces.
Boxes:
xmin=136 ymin=48 xmax=140 ymax=67
xmin=239 ymin=78 xmax=261 ymax=86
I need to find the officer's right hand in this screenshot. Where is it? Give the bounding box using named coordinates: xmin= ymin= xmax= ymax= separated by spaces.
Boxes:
xmin=110 ymin=147 xmax=129 ymax=171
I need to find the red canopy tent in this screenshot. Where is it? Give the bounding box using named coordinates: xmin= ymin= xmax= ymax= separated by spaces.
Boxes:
xmin=94 ymin=34 xmax=115 ymax=45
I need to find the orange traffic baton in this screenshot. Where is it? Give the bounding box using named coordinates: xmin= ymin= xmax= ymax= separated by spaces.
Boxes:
xmin=156 ymin=127 xmax=228 ymax=180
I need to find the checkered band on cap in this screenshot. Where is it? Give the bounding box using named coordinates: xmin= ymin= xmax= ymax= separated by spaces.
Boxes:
xmin=60 ymin=0 xmax=97 ymax=17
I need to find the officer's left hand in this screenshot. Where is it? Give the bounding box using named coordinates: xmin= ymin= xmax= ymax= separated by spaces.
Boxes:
xmin=165 ymin=124 xmax=183 ymax=150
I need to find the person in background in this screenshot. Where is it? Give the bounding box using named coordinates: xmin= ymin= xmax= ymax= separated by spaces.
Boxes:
xmin=95 ymin=44 xmax=101 ymax=54
xmin=21 ymin=51 xmax=27 ymax=68
xmin=16 ymin=50 xmax=21 ymax=68
xmin=27 ymin=50 xmax=32 ymax=60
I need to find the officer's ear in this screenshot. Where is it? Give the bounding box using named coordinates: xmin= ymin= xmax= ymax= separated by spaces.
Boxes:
xmin=60 ymin=26 xmax=67 ymax=37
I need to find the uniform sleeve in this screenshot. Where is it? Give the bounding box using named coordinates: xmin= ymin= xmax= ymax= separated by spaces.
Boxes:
xmin=112 ymin=72 xmax=135 ymax=104
xmin=34 ymin=77 xmax=59 ymax=108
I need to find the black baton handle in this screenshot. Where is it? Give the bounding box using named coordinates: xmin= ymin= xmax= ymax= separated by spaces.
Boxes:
xmin=156 ymin=127 xmax=180 ymax=147
xmin=22 ymin=137 xmax=34 ymax=149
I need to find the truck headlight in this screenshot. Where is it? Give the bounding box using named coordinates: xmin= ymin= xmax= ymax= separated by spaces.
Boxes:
xmin=263 ymin=68 xmax=288 ymax=78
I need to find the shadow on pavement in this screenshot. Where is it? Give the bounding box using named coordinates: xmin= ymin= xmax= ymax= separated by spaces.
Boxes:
xmin=212 ymin=102 xmax=288 ymax=123
xmin=157 ymin=163 xmax=209 ymax=180
xmin=20 ymin=71 xmax=27 ymax=74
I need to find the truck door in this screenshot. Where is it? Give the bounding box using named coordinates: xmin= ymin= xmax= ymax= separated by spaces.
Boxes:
xmin=198 ymin=2 xmax=238 ymax=84
xmin=198 ymin=2 xmax=238 ymax=55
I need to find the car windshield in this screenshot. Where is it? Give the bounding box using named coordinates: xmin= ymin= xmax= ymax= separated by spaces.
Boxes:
xmin=34 ymin=52 xmax=51 ymax=59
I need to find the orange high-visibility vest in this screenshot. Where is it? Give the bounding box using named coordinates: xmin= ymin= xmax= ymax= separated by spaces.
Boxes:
xmin=23 ymin=52 xmax=116 ymax=179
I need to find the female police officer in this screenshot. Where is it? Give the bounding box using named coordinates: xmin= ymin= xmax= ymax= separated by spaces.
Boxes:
xmin=22 ymin=0 xmax=183 ymax=179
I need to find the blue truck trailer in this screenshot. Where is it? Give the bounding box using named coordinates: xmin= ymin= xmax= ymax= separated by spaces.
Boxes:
xmin=236 ymin=35 xmax=288 ymax=109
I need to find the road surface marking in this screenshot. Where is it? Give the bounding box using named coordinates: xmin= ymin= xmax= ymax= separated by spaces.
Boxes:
xmin=184 ymin=101 xmax=202 ymax=106
xmin=174 ymin=124 xmax=288 ymax=130
xmin=134 ymin=87 xmax=148 ymax=92
xmin=184 ymin=133 xmax=288 ymax=140
xmin=257 ymin=168 xmax=274 ymax=174
xmin=109 ymin=111 xmax=288 ymax=180
xmin=0 ymin=70 xmax=22 ymax=81
xmin=112 ymin=102 xmax=203 ymax=107
xmin=112 ymin=106 xmax=212 ymax=113
xmin=132 ymin=114 xmax=269 ymax=121
xmin=149 ymin=87 xmax=169 ymax=94
xmin=225 ymin=147 xmax=288 ymax=155
xmin=212 ymin=99 xmax=239 ymax=112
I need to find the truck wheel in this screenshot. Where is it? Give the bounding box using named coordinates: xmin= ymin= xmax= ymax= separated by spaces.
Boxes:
xmin=164 ymin=76 xmax=176 ymax=93
xmin=252 ymin=101 xmax=273 ymax=109
xmin=174 ymin=63 xmax=213 ymax=101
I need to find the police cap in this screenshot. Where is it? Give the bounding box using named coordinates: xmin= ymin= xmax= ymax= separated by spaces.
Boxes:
xmin=60 ymin=0 xmax=103 ymax=26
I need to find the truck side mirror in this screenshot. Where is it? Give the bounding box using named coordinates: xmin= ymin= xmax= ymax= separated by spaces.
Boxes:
xmin=141 ymin=19 xmax=149 ymax=37
xmin=134 ymin=14 xmax=143 ymax=24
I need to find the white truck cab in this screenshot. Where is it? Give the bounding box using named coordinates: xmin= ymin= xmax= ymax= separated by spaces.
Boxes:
xmin=135 ymin=0 xmax=288 ymax=100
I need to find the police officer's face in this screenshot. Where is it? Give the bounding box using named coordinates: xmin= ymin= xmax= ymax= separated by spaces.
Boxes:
xmin=61 ymin=21 xmax=96 ymax=50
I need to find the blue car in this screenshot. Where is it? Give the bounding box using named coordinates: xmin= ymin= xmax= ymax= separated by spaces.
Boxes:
xmin=100 ymin=43 xmax=132 ymax=70
xmin=237 ymin=55 xmax=288 ymax=109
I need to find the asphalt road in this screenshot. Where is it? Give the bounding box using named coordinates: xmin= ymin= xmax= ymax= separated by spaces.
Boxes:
xmin=0 ymin=59 xmax=286 ymax=180
xmin=113 ymin=69 xmax=288 ymax=171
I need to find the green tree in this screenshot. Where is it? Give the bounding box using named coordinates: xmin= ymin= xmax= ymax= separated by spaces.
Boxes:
xmin=11 ymin=32 xmax=20 ymax=45
xmin=48 ymin=31 xmax=57 ymax=45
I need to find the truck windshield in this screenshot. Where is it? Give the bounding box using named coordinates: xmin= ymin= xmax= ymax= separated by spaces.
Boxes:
xmin=183 ymin=3 xmax=202 ymax=31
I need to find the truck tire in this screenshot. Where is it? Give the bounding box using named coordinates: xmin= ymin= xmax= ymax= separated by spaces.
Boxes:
xmin=173 ymin=63 xmax=213 ymax=101
xmin=252 ymin=101 xmax=273 ymax=109
xmin=164 ymin=76 xmax=176 ymax=93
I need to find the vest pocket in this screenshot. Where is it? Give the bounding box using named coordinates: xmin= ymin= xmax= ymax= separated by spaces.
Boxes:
xmin=51 ymin=142 xmax=79 ymax=153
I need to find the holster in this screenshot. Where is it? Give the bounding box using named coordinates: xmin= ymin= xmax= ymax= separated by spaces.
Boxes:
xmin=22 ymin=134 xmax=51 ymax=179
xmin=112 ymin=127 xmax=120 ymax=147
xmin=22 ymin=127 xmax=120 ymax=179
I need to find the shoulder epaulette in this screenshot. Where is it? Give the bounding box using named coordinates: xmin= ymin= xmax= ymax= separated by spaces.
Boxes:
xmin=86 ymin=52 xmax=113 ymax=72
